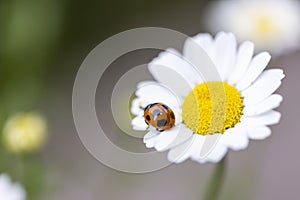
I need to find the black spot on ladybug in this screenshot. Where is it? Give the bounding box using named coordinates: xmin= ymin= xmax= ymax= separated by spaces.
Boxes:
xmin=161 ymin=104 xmax=169 ymax=110
xmin=157 ymin=119 xmax=167 ymax=127
xmin=146 ymin=115 xmax=151 ymax=121
xmin=170 ymin=112 xmax=175 ymax=119
xmin=153 ymin=109 xmax=161 ymax=116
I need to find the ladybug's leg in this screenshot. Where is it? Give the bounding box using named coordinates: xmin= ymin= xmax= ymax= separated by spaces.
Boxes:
xmin=142 ymin=104 xmax=151 ymax=111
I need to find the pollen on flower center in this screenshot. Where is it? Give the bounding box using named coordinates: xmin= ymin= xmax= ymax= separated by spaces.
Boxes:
xmin=182 ymin=82 xmax=243 ymax=135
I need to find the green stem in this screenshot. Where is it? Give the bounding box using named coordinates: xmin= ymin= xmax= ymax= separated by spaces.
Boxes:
xmin=203 ymin=156 xmax=227 ymax=200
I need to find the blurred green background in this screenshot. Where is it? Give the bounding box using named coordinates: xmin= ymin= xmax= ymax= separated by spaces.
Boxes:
xmin=0 ymin=0 xmax=299 ymax=200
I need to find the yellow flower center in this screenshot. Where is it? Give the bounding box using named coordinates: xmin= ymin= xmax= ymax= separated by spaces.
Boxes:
xmin=182 ymin=82 xmax=243 ymax=135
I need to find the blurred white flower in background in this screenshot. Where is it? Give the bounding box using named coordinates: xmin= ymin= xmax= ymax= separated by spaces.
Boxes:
xmin=2 ymin=112 xmax=47 ymax=154
xmin=0 ymin=174 xmax=26 ymax=200
xmin=205 ymin=0 xmax=300 ymax=55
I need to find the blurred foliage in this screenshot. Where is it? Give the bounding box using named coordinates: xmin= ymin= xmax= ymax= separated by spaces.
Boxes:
xmin=0 ymin=0 xmax=65 ymax=199
xmin=0 ymin=0 xmax=65 ymax=115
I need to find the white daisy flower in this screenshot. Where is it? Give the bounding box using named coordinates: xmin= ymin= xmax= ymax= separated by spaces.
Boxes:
xmin=0 ymin=174 xmax=26 ymax=200
xmin=131 ymin=32 xmax=284 ymax=164
xmin=205 ymin=0 xmax=300 ymax=55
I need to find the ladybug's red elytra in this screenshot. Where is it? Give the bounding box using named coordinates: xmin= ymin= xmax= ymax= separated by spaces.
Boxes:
xmin=143 ymin=103 xmax=175 ymax=132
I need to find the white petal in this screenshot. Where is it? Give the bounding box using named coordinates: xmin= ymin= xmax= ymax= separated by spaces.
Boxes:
xmin=148 ymin=49 xmax=197 ymax=97
xmin=199 ymin=133 xmax=222 ymax=158
xmin=220 ymin=123 xmax=249 ymax=151
xmin=244 ymin=125 xmax=271 ymax=140
xmin=228 ymin=41 xmax=254 ymax=85
xmin=155 ymin=48 xmax=204 ymax=85
xmin=242 ymin=69 xmax=284 ymax=106
xmin=189 ymin=135 xmax=206 ymax=161
xmin=131 ymin=116 xmax=148 ymax=131
xmin=167 ymin=135 xmax=200 ymax=163
xmin=167 ymin=132 xmax=226 ymax=164
xmin=243 ymin=94 xmax=283 ymax=116
xmin=196 ymin=141 xmax=228 ymax=164
xmin=174 ymin=111 xmax=182 ymax=126
xmin=236 ymin=52 xmax=271 ymax=91
xmin=263 ymin=69 xmax=285 ymax=80
xmin=135 ymin=81 xmax=182 ymax=110
xmin=130 ymin=98 xmax=145 ymax=116
xmin=214 ymin=32 xmax=237 ymax=81
xmin=241 ymin=110 xmax=281 ymax=126
xmin=190 ymin=33 xmax=214 ymax=56
xmin=183 ymin=35 xmax=222 ymax=82
xmin=206 ymin=144 xmax=227 ymax=163
xmin=154 ymin=125 xmax=193 ymax=152
xmin=243 ymin=80 xmax=282 ymax=106
xmin=157 ymin=49 xmax=203 ymax=85
xmin=137 ymin=81 xmax=157 ymax=89
xmin=143 ymin=131 xmax=158 ymax=148
xmin=143 ymin=131 xmax=158 ymax=140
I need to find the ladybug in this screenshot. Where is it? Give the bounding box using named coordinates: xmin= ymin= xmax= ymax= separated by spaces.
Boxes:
xmin=143 ymin=103 xmax=176 ymax=132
